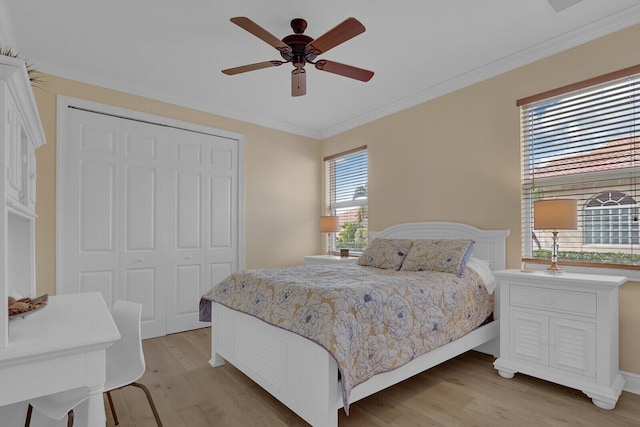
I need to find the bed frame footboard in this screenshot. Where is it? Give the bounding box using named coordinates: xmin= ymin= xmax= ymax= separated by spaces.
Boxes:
xmin=211 ymin=303 xmax=342 ymax=427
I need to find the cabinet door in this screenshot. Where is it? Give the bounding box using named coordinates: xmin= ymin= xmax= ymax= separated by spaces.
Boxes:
xmin=549 ymin=317 xmax=596 ymax=377
xmin=510 ymin=310 xmax=549 ymax=365
xmin=26 ymin=142 xmax=36 ymax=210
xmin=6 ymin=99 xmax=23 ymax=204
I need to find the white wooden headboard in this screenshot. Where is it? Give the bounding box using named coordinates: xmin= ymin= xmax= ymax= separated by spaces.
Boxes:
xmin=370 ymin=222 xmax=510 ymax=271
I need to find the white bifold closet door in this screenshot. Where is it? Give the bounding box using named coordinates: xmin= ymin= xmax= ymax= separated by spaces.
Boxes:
xmin=61 ymin=107 xmax=240 ymax=338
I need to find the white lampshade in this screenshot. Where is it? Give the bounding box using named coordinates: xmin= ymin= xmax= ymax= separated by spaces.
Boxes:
xmin=534 ymin=199 xmax=578 ymax=230
xmin=320 ymin=216 xmax=340 ymax=233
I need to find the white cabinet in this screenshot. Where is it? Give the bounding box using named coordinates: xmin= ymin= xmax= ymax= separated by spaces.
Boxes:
xmin=0 ymin=55 xmax=46 ymax=348
xmin=494 ymin=270 xmax=625 ymax=410
xmin=303 ymin=255 xmax=358 ymax=265
xmin=4 ymin=88 xmax=37 ymax=214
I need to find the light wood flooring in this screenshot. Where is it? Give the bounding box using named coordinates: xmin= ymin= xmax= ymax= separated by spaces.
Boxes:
xmin=107 ymin=327 xmax=640 ymax=426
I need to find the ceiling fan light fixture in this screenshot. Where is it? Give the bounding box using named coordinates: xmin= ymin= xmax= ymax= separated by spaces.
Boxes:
xmin=292 ymin=68 xmax=306 ymax=97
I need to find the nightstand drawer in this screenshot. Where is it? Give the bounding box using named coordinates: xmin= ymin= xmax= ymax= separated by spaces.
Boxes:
xmin=510 ymin=285 xmax=596 ymax=317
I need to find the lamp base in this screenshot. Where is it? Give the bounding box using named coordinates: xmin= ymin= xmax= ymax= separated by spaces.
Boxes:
xmin=546 ymin=231 xmax=564 ymax=274
xmin=545 ymin=261 xmax=564 ymax=274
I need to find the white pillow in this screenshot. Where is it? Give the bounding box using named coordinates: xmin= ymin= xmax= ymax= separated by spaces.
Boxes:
xmin=465 ymin=257 xmax=496 ymax=294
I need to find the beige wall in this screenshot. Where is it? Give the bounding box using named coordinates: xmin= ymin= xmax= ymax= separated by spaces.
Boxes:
xmin=32 ymin=75 xmax=322 ymax=298
xmin=322 ymin=24 xmax=640 ymax=374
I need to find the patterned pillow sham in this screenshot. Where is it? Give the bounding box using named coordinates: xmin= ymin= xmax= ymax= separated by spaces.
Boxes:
xmin=357 ymin=238 xmax=414 ymax=270
xmin=399 ymin=239 xmax=475 ymax=275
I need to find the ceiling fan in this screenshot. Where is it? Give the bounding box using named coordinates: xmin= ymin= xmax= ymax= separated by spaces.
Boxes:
xmin=222 ymin=17 xmax=374 ymax=97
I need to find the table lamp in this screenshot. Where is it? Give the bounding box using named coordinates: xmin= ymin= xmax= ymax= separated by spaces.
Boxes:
xmin=320 ymin=215 xmax=340 ymax=255
xmin=534 ymin=199 xmax=577 ymax=274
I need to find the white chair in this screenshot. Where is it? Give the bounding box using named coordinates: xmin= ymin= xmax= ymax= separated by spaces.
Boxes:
xmin=25 ymin=300 xmax=162 ymax=426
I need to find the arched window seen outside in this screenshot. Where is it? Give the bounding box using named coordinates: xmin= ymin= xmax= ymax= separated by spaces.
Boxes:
xmin=584 ymin=192 xmax=639 ymax=245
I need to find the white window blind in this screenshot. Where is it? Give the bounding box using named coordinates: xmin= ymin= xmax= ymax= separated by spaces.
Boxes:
xmin=521 ymin=66 xmax=640 ymax=268
xmin=324 ymin=146 xmax=368 ymax=252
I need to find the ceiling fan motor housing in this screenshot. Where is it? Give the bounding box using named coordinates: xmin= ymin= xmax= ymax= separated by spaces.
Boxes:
xmin=281 ymin=19 xmax=316 ymax=67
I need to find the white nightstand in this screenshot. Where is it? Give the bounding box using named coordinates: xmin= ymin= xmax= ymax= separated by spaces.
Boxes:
xmin=303 ymin=255 xmax=359 ymax=265
xmin=493 ymin=269 xmax=626 ymax=410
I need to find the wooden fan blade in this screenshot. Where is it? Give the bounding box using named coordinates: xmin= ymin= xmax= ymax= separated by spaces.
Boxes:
xmin=230 ymin=17 xmax=292 ymax=54
xmin=292 ymin=68 xmax=306 ymax=97
xmin=306 ymin=17 xmax=365 ymax=55
xmin=222 ymin=60 xmax=284 ymax=75
xmin=315 ymin=60 xmax=374 ymax=82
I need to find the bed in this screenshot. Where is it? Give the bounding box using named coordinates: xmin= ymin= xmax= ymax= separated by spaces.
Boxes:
xmin=199 ymin=222 xmax=509 ymax=426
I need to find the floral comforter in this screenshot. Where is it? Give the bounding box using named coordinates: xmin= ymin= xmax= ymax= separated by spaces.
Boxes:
xmin=199 ymin=263 xmax=493 ymax=413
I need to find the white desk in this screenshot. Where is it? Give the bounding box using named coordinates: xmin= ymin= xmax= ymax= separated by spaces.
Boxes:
xmin=0 ymin=292 xmax=120 ymax=426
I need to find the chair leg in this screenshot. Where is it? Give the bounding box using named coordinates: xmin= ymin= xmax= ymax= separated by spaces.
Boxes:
xmin=25 ymin=404 xmax=73 ymax=427
xmin=106 ymin=391 xmax=119 ymax=425
xmin=131 ymin=382 xmax=163 ymax=427
xmin=25 ymin=404 xmax=33 ymax=427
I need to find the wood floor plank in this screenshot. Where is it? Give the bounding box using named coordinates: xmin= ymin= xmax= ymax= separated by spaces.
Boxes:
xmin=103 ymin=327 xmax=640 ymax=426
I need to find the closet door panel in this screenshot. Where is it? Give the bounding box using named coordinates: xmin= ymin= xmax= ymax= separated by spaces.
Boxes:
xmin=65 ymin=109 xmax=120 ymax=301
xmin=124 ymin=267 xmax=157 ymax=319
xmin=175 ymin=264 xmax=202 ymax=315
xmin=80 ymin=161 xmax=115 ymax=252
xmin=166 ymin=128 xmax=207 ymax=334
xmin=210 ymin=175 xmax=231 ymax=248
xmin=120 ymin=120 xmax=167 ymax=339
xmin=125 ymin=166 xmax=156 ymax=250
xmin=177 ymin=172 xmax=202 ymax=248
xmin=207 ymin=136 xmax=239 ymax=279
xmin=210 ymin=262 xmax=232 ymax=288
xmin=79 ymin=270 xmax=115 ymax=304
xmin=172 ymin=169 xmax=205 ymax=325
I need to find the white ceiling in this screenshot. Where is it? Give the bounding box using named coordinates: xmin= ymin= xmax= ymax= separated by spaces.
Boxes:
xmin=3 ymin=0 xmax=640 ymax=139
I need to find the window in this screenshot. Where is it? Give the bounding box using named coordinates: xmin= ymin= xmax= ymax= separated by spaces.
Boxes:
xmin=520 ymin=65 xmax=640 ymax=268
xmin=324 ymin=146 xmax=368 ymax=253
xmin=584 ymin=192 xmax=639 ymax=245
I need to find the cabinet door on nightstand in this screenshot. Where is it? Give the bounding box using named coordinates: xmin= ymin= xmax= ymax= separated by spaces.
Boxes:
xmin=549 ymin=317 xmax=596 ymax=377
xmin=510 ymin=310 xmax=549 ymax=365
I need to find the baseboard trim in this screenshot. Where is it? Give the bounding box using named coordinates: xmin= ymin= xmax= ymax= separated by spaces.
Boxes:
xmin=622 ymin=371 xmax=640 ymax=395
